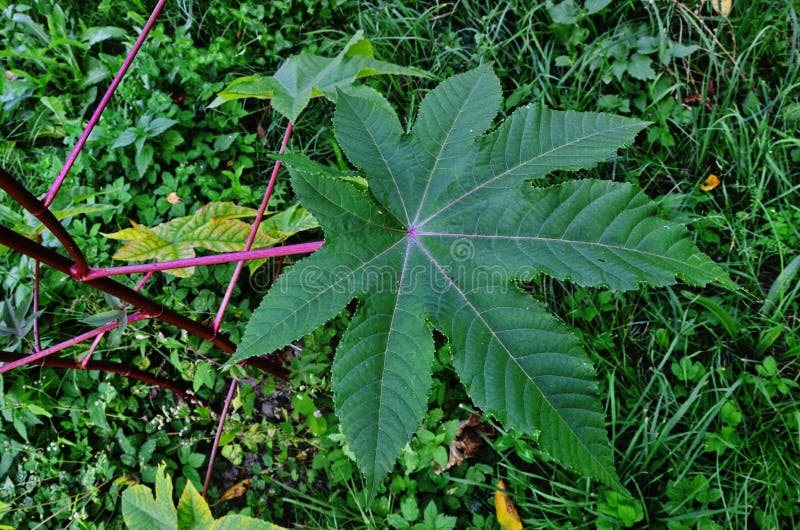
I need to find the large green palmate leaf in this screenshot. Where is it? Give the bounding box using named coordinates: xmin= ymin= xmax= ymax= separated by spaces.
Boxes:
xmin=210 ymin=31 xmax=428 ymax=122
xmin=234 ymin=65 xmax=732 ymax=488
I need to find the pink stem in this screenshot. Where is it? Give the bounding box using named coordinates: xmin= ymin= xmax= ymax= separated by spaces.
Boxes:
xmin=81 ymin=334 xmax=105 ymax=368
xmin=43 ymin=0 xmax=170 ymax=208
xmin=213 ymin=122 xmax=294 ymax=332
xmin=203 ymin=377 xmax=238 ymax=498
xmin=0 ymin=312 xmax=149 ymax=374
xmin=80 ymin=271 xmax=153 ymax=368
xmin=82 ymin=241 xmax=322 ymax=280
xmin=134 ymin=271 xmax=155 ymax=289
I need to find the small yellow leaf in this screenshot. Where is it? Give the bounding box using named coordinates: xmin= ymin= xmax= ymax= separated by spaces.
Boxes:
xmin=700 ymin=174 xmax=721 ymax=191
xmin=710 ymin=0 xmax=732 ymax=17
xmin=213 ymin=478 xmax=251 ymax=506
xmin=114 ymin=476 xmax=139 ymax=488
xmin=494 ymin=479 xmax=523 ymax=530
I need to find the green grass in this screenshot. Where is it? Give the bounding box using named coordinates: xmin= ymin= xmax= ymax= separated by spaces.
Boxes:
xmin=1 ymin=0 xmax=799 ymax=528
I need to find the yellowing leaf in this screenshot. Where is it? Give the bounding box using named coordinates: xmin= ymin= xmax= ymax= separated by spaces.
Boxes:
xmin=103 ymin=202 xmax=317 ymax=277
xmin=122 ymin=464 xmax=288 ymax=530
xmin=213 ymin=478 xmax=251 ymax=505
xmin=177 ymin=480 xmax=215 ymax=528
xmin=700 ymin=174 xmax=721 ymax=191
xmin=494 ymin=480 xmax=523 ymax=530
xmin=710 ymin=0 xmax=732 ymax=17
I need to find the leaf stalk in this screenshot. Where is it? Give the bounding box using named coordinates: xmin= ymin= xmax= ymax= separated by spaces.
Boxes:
xmin=213 ymin=121 xmax=295 ymax=332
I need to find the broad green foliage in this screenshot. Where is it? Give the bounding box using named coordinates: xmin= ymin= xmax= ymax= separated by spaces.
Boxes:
xmin=211 ymin=31 xmax=428 ymax=122
xmin=111 ymin=115 xmax=179 ymax=178
xmin=104 ymin=202 xmax=316 ymax=277
xmin=234 ymin=65 xmax=732 ymax=488
xmin=122 ymin=463 xmax=285 ymax=530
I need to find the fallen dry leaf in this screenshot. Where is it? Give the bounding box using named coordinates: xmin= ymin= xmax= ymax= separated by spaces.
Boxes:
xmin=433 ymin=413 xmax=495 ymax=474
xmin=710 ymin=0 xmax=732 ymax=17
xmin=213 ymin=478 xmax=251 ymax=506
xmin=700 ymin=174 xmax=721 ymax=191
xmin=494 ymin=479 xmax=523 ymax=530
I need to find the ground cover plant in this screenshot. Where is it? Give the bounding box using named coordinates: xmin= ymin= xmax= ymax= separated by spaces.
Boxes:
xmin=1 ymin=0 xmax=799 ymax=528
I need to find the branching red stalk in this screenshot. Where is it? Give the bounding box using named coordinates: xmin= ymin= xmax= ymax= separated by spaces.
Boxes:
xmin=0 ymin=224 xmax=289 ymax=378
xmin=0 ymin=312 xmax=149 ymax=373
xmin=0 ymin=168 xmax=90 ymax=276
xmin=0 ymin=350 xmax=192 ymax=401
xmin=203 ymin=377 xmax=238 ymax=498
xmin=82 ymin=240 xmax=323 ymax=280
xmin=0 ymin=224 xmax=226 ymax=348
xmin=133 ymin=272 xmax=155 ymax=290
xmin=213 ymin=121 xmax=294 ymax=332
xmin=0 ymin=0 xmax=309 ymax=497
xmin=43 ymin=0 xmax=170 ymax=208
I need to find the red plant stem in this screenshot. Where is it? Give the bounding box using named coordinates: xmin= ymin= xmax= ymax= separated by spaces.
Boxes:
xmin=213 ymin=121 xmax=294 ymax=332
xmin=0 ymin=312 xmax=149 ymax=373
xmin=0 ymin=224 xmax=289 ymax=378
xmin=203 ymin=377 xmax=238 ymax=498
xmin=82 ymin=240 xmax=322 ymax=280
xmin=0 ymin=351 xmax=192 ymax=401
xmin=43 ymin=0 xmax=170 ymax=208
xmin=0 ymin=224 xmax=217 ymax=343
xmin=0 ymin=168 xmax=90 ymax=276
xmin=134 ymin=272 xmax=155 ymax=290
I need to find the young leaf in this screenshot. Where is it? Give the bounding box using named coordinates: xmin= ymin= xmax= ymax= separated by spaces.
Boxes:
xmin=211 ymin=31 xmax=428 ymax=122
xmin=146 ymin=117 xmax=179 ymax=137
xmin=122 ymin=464 xmax=177 ymax=529
xmin=113 ymin=128 xmax=139 ymax=149
xmin=176 ymin=480 xmax=214 ymax=529
xmin=234 ymin=65 xmax=731 ymax=488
